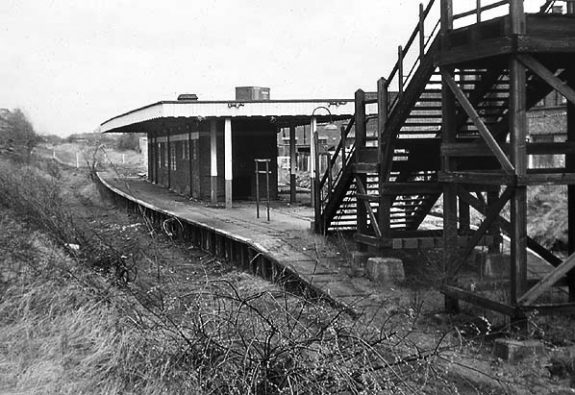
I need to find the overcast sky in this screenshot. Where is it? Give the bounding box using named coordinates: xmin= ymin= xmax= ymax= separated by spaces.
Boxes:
xmin=0 ymin=0 xmax=544 ymax=136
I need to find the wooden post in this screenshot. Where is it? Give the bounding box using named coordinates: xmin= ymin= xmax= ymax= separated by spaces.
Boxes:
xmin=310 ymin=116 xmax=317 ymax=208
xmin=487 ymin=190 xmax=502 ymax=253
xmin=442 ymin=66 xmax=459 ymax=313
xmin=224 ymin=118 xmax=233 ymax=209
xmin=567 ymin=70 xmax=575 ymax=300
xmin=509 ymin=0 xmax=525 ymax=35
xmin=476 ymin=0 xmax=482 ymax=23
xmin=441 ymin=0 xmax=458 ymax=311
xmin=510 ymin=55 xmax=528 ymax=305
xmin=289 ymin=125 xmax=297 ymax=203
xmin=459 ymin=199 xmax=470 ymax=234
xmin=440 ymin=0 xmax=454 ymax=35
xmin=355 ymin=89 xmax=368 ymax=246
xmin=210 ymin=119 xmax=218 ymax=205
xmin=377 ymin=77 xmax=391 ymax=239
xmin=419 ymin=3 xmax=425 ymax=59
xmin=398 ymin=46 xmax=404 ymax=96
xmin=313 ymin=131 xmax=321 ymax=233
xmin=509 ymin=1 xmax=527 ymax=306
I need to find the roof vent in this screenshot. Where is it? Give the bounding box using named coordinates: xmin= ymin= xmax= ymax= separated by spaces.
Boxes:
xmin=235 ymin=87 xmax=270 ymax=101
xmin=177 ymin=93 xmax=198 ymax=101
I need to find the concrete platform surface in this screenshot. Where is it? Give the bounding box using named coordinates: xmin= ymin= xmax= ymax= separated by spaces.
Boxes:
xmin=98 ymin=173 xmax=373 ymax=314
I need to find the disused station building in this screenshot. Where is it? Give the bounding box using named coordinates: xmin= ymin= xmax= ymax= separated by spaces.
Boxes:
xmin=100 ymin=87 xmax=354 ymax=207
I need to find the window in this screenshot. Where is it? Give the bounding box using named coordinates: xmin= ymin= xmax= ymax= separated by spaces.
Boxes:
xmin=170 ymin=145 xmax=176 ymax=170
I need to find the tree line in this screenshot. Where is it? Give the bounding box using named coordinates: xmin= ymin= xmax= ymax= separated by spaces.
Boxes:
xmin=0 ymin=108 xmax=38 ymax=155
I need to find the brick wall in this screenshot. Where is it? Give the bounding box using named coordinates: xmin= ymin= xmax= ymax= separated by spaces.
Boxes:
xmin=527 ymin=92 xmax=567 ymax=168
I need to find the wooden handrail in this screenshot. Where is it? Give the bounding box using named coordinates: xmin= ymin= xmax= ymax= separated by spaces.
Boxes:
xmin=540 ymin=0 xmax=557 ymax=12
xmin=540 ymin=0 xmax=573 ymax=13
xmin=387 ymin=0 xmax=437 ymax=87
xmin=452 ymin=0 xmax=507 ymax=21
xmin=319 ymin=117 xmax=355 ymax=189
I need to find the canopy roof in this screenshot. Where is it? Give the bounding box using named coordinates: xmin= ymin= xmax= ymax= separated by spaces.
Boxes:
xmin=100 ymin=99 xmax=356 ymax=133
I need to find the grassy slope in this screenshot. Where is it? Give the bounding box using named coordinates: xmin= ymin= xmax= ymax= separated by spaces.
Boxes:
xmin=0 ymin=154 xmax=458 ymax=394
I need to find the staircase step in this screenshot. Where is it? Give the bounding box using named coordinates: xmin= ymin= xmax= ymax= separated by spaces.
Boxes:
xmin=353 ymin=163 xmax=379 ymax=173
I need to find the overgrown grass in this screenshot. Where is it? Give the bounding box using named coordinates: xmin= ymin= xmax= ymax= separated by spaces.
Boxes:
xmin=0 ymin=155 xmax=457 ymax=394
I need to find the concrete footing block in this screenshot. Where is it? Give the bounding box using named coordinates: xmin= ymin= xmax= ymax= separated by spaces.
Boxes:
xmin=365 ymin=257 xmax=405 ymax=284
xmin=493 ymin=339 xmax=546 ymax=363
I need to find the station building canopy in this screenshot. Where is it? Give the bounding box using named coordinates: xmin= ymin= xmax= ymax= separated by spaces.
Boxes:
xmin=100 ymin=99 xmax=356 ymax=133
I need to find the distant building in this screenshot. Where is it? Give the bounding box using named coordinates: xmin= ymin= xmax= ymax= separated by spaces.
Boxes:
xmin=528 ymin=91 xmax=568 ymax=167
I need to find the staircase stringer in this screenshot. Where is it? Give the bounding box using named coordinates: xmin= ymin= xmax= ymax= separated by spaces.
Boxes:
xmin=320 ymin=152 xmax=356 ymax=231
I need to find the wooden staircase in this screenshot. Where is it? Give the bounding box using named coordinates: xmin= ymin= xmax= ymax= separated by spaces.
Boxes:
xmin=317 ymin=0 xmax=573 ymax=253
xmin=318 ymin=0 xmax=575 ymax=317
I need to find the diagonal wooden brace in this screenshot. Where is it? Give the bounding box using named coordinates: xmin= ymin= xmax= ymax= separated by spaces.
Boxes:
xmin=457 ymin=186 xmax=563 ymax=267
xmin=518 ymin=54 xmax=575 ymax=107
xmin=519 ymin=252 xmax=575 ymax=305
xmin=355 ymin=176 xmax=382 ymax=238
xmin=442 ymin=71 xmax=515 ymax=174
xmin=449 ymin=186 xmax=514 ymax=277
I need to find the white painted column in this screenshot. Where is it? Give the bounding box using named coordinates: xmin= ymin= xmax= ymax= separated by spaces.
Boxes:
xmin=310 ymin=116 xmax=317 ymax=207
xmin=210 ymin=119 xmax=218 ymax=204
xmin=224 ymin=118 xmax=233 ymax=209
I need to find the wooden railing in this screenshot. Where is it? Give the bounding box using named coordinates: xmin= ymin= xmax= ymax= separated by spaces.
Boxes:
xmin=318 ymin=117 xmax=356 ymax=209
xmin=540 ymin=0 xmax=575 ymax=13
xmin=315 ymin=0 xmax=567 ymax=233
xmin=386 ymin=0 xmax=439 ymax=110
xmin=450 ymin=0 xmax=571 ymax=28
xmin=453 ymin=0 xmax=508 ymax=23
